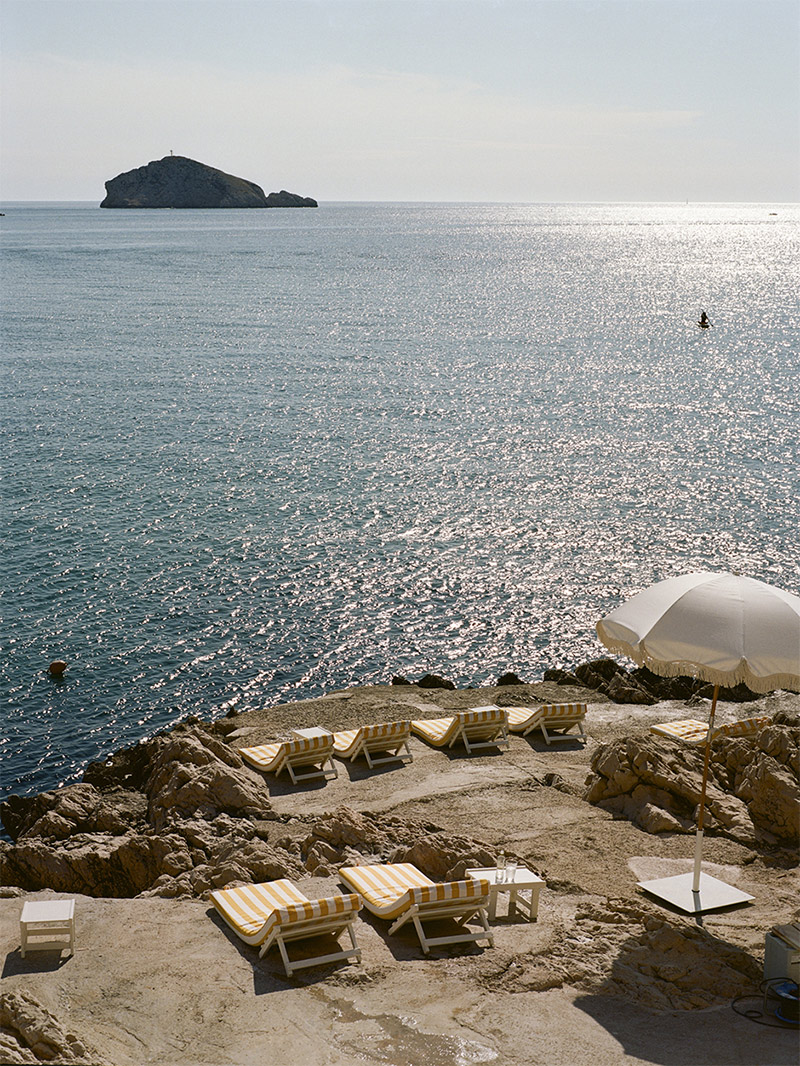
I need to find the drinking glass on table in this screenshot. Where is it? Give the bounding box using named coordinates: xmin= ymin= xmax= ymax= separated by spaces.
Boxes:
xmin=506 ymin=860 xmax=517 ymax=882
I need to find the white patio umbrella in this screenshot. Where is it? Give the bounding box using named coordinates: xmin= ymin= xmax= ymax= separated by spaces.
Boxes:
xmin=596 ymin=571 xmax=800 ymax=914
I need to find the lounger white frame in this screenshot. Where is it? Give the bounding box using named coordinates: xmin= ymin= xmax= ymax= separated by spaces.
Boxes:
xmin=339 ymin=862 xmax=494 ymax=955
xmin=410 ymin=706 xmax=509 ymax=754
xmin=388 ymin=889 xmax=494 ymax=954
xmin=332 ymin=720 xmax=413 ymax=769
xmin=239 ymin=735 xmax=338 ymax=784
xmin=506 ymin=703 xmax=588 ymax=745
xmin=210 ymin=880 xmax=362 ymax=977
xmin=261 ymin=911 xmax=361 ymax=976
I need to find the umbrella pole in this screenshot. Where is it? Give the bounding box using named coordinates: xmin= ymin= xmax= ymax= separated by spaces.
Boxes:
xmin=692 ymin=683 xmax=719 ymax=892
xmin=638 ymin=678 xmax=753 ymax=912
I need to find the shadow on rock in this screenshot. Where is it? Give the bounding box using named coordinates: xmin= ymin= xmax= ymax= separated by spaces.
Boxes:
xmin=2 ymin=946 xmax=72 ymax=978
xmin=572 ymin=991 xmax=798 ymax=1066
xmin=550 ymin=897 xmax=794 ymax=1064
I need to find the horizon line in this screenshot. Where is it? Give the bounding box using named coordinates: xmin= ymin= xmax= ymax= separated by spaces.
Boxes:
xmin=2 ymin=198 xmax=797 ymax=207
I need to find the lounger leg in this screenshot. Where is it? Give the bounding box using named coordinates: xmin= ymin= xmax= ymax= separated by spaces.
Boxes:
xmin=276 ymin=935 xmax=294 ymax=977
xmin=411 ymin=913 xmax=430 ymax=954
xmin=364 ymin=748 xmax=374 ymax=769
xmin=346 ymin=920 xmax=362 ymax=962
xmin=480 ymin=908 xmax=494 ymax=947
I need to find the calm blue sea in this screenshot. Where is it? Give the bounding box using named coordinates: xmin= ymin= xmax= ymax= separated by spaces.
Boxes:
xmin=1 ymin=201 xmax=798 ymax=807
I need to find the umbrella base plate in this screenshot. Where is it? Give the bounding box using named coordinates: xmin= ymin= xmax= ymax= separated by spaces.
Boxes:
xmin=637 ymin=871 xmax=754 ymax=914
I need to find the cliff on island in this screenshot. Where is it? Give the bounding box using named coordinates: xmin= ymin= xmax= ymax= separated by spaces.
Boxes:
xmin=100 ymin=155 xmax=317 ymax=209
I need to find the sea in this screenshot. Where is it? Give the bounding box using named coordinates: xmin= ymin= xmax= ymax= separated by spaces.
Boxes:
xmin=1 ymin=201 xmax=798 ymax=810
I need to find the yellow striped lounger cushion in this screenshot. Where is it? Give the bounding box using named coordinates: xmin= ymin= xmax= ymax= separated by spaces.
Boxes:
xmin=211 ymin=879 xmax=361 ymax=946
xmin=339 ymin=862 xmax=489 ymax=920
xmin=411 ymin=706 xmax=503 ymax=746
xmin=505 ymin=706 xmax=539 ymax=731
xmin=409 ymin=880 xmax=490 ymax=908
xmin=717 ymin=716 xmax=771 ymax=738
xmin=340 ymin=862 xmax=493 ymax=954
xmin=541 ymin=703 xmax=586 ymax=724
xmin=649 ymin=719 xmax=708 ymax=742
xmin=333 ymin=720 xmax=410 ymax=759
xmin=507 ymin=703 xmax=586 ymax=732
xmin=651 ymin=716 xmax=772 ymax=745
xmin=239 ymin=734 xmax=331 ymax=772
xmin=332 ymin=729 xmax=360 ymax=756
xmin=339 ymin=862 xmax=434 ymax=918
xmin=211 ymin=879 xmax=310 ymax=944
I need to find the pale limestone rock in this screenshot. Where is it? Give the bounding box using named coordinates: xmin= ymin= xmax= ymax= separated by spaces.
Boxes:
xmin=392 ymin=835 xmax=497 ymax=881
xmin=144 ymin=731 xmax=266 ymax=830
xmin=6 ymin=784 xmax=147 ymax=841
xmin=0 ymin=831 xmax=175 ymax=897
xmin=634 ymin=802 xmax=687 ymax=835
xmin=737 ymin=755 xmax=799 ymax=841
xmin=584 ymin=722 xmax=799 ymax=847
xmin=0 ymin=989 xmax=105 ymax=1065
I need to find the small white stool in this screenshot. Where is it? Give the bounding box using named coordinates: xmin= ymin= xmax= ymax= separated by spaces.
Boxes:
xmin=20 ymin=899 xmax=75 ymax=957
xmin=467 ymin=867 xmax=544 ymax=922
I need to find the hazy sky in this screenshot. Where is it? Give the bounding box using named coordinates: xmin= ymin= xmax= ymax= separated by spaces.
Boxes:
xmin=2 ymin=0 xmax=798 ymax=202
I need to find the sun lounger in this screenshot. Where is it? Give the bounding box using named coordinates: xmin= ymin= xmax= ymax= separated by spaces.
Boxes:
xmin=339 ymin=862 xmax=493 ymax=954
xmin=716 ymin=716 xmax=772 ymax=738
xmin=649 ymin=718 xmax=708 ymax=743
xmin=239 ymin=734 xmax=338 ymax=784
xmin=506 ymin=703 xmax=587 ymax=744
xmin=649 ymin=715 xmax=772 ymax=745
xmin=410 ymin=706 xmax=509 ymax=754
xmin=332 ymin=720 xmax=413 ymax=769
xmin=210 ymin=879 xmax=362 ymax=976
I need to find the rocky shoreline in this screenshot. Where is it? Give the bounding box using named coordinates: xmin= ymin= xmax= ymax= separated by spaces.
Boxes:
xmin=1 ymin=670 xmax=797 ymax=1066
xmin=1 ymin=662 xmax=795 ymax=901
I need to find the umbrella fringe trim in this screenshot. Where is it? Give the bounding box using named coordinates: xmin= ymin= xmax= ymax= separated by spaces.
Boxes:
xmin=597 ymin=640 xmax=799 ymax=695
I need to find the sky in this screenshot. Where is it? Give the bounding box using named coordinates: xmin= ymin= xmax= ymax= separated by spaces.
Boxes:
xmin=1 ymin=0 xmax=798 ymax=202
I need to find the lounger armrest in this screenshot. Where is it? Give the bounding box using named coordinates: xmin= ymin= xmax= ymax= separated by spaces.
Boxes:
xmin=410 ymin=879 xmax=490 ymax=905
xmin=274 ymin=893 xmax=362 ymax=925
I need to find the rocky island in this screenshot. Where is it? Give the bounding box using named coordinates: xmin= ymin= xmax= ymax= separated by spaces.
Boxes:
xmin=100 ymin=155 xmax=317 ymax=209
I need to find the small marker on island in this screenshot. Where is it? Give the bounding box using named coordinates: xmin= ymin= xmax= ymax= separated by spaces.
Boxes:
xmin=48 ymin=660 xmax=68 ymax=677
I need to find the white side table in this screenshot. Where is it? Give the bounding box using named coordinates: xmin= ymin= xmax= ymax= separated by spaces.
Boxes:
xmin=467 ymin=867 xmax=544 ymax=922
xmin=20 ymin=899 xmax=75 ymax=957
xmin=291 ymin=727 xmax=332 ymax=740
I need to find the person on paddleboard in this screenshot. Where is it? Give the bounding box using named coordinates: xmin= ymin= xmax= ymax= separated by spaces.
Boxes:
xmin=698 ymin=310 xmax=711 ymax=328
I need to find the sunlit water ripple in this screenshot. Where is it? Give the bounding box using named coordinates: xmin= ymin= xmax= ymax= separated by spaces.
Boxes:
xmin=1 ymin=201 xmax=798 ymax=805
